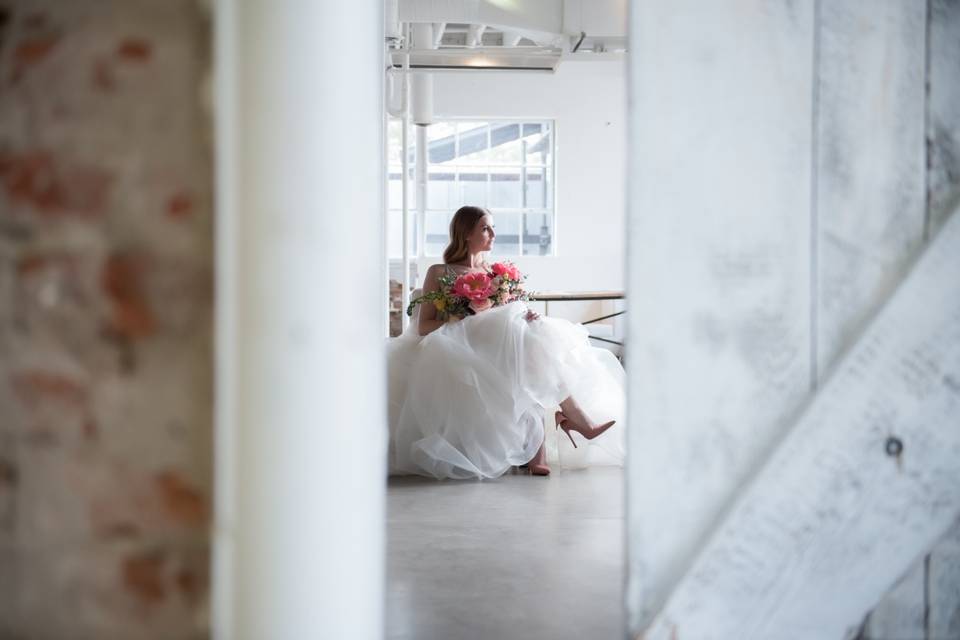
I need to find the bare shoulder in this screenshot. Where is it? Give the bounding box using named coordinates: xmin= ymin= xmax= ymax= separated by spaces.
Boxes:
xmin=425 ymin=263 xmax=448 ymax=279
xmin=426 ymin=263 xmax=447 ymax=274
xmin=423 ymin=263 xmax=448 ymax=289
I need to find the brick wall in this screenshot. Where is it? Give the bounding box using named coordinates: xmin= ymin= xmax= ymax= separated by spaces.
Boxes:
xmin=0 ymin=1 xmax=212 ymax=637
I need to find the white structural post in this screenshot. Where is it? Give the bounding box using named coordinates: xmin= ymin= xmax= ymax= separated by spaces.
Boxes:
xmin=416 ymin=125 xmax=427 ymax=263
xmin=411 ymin=23 xmax=434 ymax=277
xmin=400 ymin=38 xmax=411 ymax=333
xmin=213 ymin=2 xmax=385 ymax=639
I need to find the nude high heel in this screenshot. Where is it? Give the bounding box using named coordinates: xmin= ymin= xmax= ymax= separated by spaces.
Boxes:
xmin=555 ymin=410 xmax=615 ymax=449
xmin=527 ymin=440 xmax=550 ymax=476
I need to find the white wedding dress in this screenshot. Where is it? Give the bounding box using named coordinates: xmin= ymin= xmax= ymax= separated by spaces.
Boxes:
xmin=387 ymin=271 xmax=626 ymax=480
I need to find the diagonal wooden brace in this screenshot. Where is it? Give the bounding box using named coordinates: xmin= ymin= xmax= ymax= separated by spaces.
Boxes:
xmin=640 ymin=208 xmax=960 ymax=640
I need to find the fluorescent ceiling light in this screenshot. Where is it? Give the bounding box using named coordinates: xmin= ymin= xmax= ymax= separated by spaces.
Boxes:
xmin=391 ymin=47 xmax=561 ymax=72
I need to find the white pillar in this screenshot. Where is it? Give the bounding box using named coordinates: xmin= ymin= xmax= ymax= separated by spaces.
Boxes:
xmin=410 ymin=23 xmax=434 ymax=127
xmin=400 ymin=51 xmax=411 ymax=332
xmin=213 ymin=2 xmax=385 ymax=639
xmin=416 ymin=125 xmax=428 ymax=265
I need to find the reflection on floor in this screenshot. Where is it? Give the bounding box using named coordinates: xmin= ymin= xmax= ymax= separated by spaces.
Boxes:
xmin=386 ymin=466 xmax=624 ymax=640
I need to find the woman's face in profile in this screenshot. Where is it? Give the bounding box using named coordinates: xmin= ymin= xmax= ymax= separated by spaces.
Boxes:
xmin=468 ymin=214 xmax=496 ymax=253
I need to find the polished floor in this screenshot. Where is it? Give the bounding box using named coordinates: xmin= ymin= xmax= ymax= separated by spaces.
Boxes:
xmin=386 ymin=466 xmax=625 ymax=640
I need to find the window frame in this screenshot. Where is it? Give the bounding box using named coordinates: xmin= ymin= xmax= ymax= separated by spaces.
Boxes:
xmin=387 ymin=116 xmax=558 ymax=259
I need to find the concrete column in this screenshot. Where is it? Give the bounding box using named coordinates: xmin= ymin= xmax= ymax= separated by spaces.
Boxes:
xmin=214 ymin=2 xmax=385 ymax=639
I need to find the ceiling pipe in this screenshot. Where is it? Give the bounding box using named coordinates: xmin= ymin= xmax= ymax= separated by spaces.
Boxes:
xmin=432 ymin=22 xmax=446 ymax=48
xmin=466 ymin=24 xmax=486 ymax=48
xmin=399 ymin=0 xmax=563 ymax=34
xmin=501 ymin=29 xmax=523 ymax=47
xmin=409 ymin=23 xmax=434 ymax=126
xmin=384 ymin=70 xmax=404 ymax=118
xmin=384 ymin=0 xmax=402 ymax=42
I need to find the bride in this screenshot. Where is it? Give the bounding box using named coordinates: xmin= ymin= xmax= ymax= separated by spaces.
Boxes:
xmin=387 ymin=205 xmax=626 ymax=479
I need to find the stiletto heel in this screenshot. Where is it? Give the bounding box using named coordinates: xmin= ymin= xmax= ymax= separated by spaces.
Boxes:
xmin=555 ymin=410 xmax=578 ymax=448
xmin=553 ymin=411 xmax=577 ymax=449
xmin=555 ymin=410 xmax=616 ymax=449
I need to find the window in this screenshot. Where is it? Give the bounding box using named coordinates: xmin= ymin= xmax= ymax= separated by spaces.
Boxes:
xmin=387 ymin=119 xmax=555 ymax=258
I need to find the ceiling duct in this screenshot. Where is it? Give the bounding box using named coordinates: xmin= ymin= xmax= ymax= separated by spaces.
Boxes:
xmin=385 ymin=0 xmax=402 ymax=42
xmin=466 ymin=24 xmax=486 ymax=47
xmin=410 ymin=23 xmax=435 ymax=125
xmin=392 ymin=0 xmax=626 ymax=73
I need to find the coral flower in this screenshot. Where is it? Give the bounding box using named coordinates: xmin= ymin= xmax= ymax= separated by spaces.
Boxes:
xmin=469 ymin=298 xmax=493 ymax=313
xmin=491 ymin=262 xmax=520 ymax=281
xmin=452 ymin=272 xmax=495 ymax=301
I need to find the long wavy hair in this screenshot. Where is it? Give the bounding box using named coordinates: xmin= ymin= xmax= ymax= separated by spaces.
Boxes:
xmin=443 ymin=205 xmax=489 ymax=264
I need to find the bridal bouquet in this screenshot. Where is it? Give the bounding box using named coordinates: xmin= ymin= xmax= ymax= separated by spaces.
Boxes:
xmin=406 ymin=261 xmax=530 ymax=319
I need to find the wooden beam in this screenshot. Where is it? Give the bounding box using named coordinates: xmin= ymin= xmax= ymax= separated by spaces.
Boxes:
xmin=862 ymin=554 xmax=926 ymax=639
xmin=815 ymin=0 xmax=926 ymax=380
xmin=640 ymin=208 xmax=960 ymax=640
xmin=864 ymin=518 xmax=960 ymax=640
xmin=928 ymin=518 xmax=960 ymax=639
xmin=859 ymin=0 xmax=960 ymax=629
xmin=928 ymin=0 xmax=960 ymax=238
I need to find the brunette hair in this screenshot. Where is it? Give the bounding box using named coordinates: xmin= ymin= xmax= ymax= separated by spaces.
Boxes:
xmin=443 ymin=205 xmax=489 ymax=264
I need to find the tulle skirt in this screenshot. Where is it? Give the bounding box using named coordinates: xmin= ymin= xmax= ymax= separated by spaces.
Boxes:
xmin=387 ymin=302 xmax=625 ymax=480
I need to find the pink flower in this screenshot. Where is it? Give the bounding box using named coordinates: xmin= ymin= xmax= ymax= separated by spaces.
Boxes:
xmin=469 ymin=298 xmax=493 ymax=313
xmin=491 ymin=262 xmax=521 ymax=281
xmin=452 ymin=272 xmax=495 ymax=301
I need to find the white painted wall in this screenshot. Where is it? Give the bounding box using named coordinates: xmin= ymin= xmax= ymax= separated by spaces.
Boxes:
xmin=426 ymin=57 xmax=626 ymax=323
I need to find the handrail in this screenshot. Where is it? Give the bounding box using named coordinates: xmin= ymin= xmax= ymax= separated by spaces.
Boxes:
xmin=529 ymin=291 xmax=625 ymax=347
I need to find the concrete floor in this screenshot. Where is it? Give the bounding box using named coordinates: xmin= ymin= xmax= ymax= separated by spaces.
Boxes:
xmin=386 ymin=466 xmax=625 ymax=640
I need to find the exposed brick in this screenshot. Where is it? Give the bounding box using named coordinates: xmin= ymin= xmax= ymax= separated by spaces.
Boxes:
xmin=0 ymin=458 xmax=17 ymax=488
xmin=101 ymin=254 xmax=155 ymax=338
xmin=154 ymin=470 xmax=207 ymax=527
xmin=14 ymin=35 xmax=58 ymax=65
xmin=81 ymin=418 xmax=98 ymax=441
xmin=0 ymin=152 xmax=112 ymax=218
xmin=9 ymin=370 xmax=88 ymax=410
xmin=91 ymin=57 xmax=115 ymax=92
xmin=121 ymin=550 xmax=166 ymax=605
xmin=166 ymin=191 xmax=192 ymax=219
xmin=3 ymin=2 xmax=213 ymax=634
xmin=116 ymin=38 xmax=151 ymax=62
xmin=22 ymin=12 xmax=49 ymax=30
xmin=16 ymin=252 xmax=79 ymax=278
xmin=175 ymin=568 xmax=201 ymax=604
xmin=100 ymin=521 xmax=140 ymax=539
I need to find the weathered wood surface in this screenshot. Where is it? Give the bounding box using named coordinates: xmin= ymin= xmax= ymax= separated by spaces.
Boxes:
xmin=862 ymin=554 xmax=926 ymax=639
xmin=928 ymin=519 xmax=960 ymax=639
xmin=640 ymin=209 xmax=960 ymax=640
xmin=860 ymin=1 xmax=960 ymax=633
xmin=864 ymin=518 xmax=960 ymax=640
xmin=625 ymin=0 xmax=814 ymax=631
xmin=815 ymin=0 xmax=927 ymax=378
xmin=928 ymin=0 xmax=960 ymax=237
